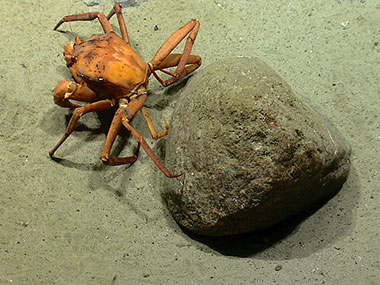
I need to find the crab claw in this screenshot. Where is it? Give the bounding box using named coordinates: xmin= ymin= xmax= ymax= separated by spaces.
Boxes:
xmin=52 ymin=81 xmax=97 ymax=108
xmin=52 ymin=81 xmax=79 ymax=108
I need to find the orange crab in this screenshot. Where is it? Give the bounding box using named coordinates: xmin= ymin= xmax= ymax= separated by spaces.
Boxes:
xmin=50 ymin=2 xmax=201 ymax=177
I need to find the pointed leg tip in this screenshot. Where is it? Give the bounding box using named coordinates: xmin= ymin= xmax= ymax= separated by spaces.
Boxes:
xmin=53 ymin=20 xmax=64 ymax=31
xmin=100 ymin=155 xmax=109 ymax=164
xmin=49 ymin=153 xmax=62 ymax=163
xmin=163 ymin=117 xmax=169 ymax=128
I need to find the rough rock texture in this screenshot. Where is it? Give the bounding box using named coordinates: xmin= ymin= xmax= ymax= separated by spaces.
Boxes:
xmin=163 ymin=56 xmax=351 ymax=236
xmin=81 ymin=0 xmax=146 ymax=10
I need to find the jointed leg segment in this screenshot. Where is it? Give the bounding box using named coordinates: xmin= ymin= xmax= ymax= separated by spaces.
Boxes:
xmin=53 ymin=2 xmax=131 ymax=46
xmin=107 ymin=2 xmax=130 ymax=44
xmin=54 ymin=11 xmax=113 ymax=33
xmin=49 ymin=99 xmax=114 ymax=158
xmin=149 ymin=19 xmax=201 ymax=87
xmin=100 ymin=100 xmax=181 ymax=178
xmin=141 ymin=107 xmax=169 ymax=139
xmin=100 ymin=107 xmax=141 ymax=165
xmin=121 ymin=114 xmax=182 ymax=178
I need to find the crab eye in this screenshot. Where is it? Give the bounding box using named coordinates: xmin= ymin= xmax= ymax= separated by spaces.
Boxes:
xmin=96 ymin=77 xmax=104 ymax=82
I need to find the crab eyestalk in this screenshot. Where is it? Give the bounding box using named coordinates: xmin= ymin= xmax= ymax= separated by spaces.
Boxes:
xmin=63 ymin=37 xmax=81 ymax=66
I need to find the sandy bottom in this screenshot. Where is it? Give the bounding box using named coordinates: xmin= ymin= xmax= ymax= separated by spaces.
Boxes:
xmin=0 ymin=0 xmax=378 ymax=283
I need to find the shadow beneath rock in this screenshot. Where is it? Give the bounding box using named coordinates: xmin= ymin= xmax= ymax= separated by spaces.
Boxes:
xmin=181 ymin=184 xmax=350 ymax=257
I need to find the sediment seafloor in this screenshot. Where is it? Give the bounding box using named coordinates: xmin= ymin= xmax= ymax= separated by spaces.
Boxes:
xmin=0 ymin=0 xmax=378 ymax=283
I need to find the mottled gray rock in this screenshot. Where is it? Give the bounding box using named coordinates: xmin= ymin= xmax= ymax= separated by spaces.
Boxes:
xmin=162 ymin=56 xmax=351 ymax=236
xmin=81 ymin=1 xmax=147 ymax=13
xmin=112 ymin=0 xmax=147 ymax=7
xmin=81 ymin=0 xmax=104 ymax=10
xmin=82 ymin=0 xmax=103 ymax=6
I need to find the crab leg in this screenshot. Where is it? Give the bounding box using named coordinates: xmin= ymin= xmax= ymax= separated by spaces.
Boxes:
xmin=49 ymin=100 xmax=114 ymax=158
xmin=107 ymin=2 xmax=130 ymax=44
xmin=140 ymin=107 xmax=169 ymax=139
xmin=54 ymin=11 xmax=113 ymax=33
xmin=101 ymin=94 xmax=181 ymax=177
xmin=100 ymin=107 xmax=140 ymax=165
xmin=149 ymin=19 xmax=201 ymax=87
xmin=121 ymin=114 xmax=182 ymax=178
xmin=150 ymin=54 xmax=201 ymax=86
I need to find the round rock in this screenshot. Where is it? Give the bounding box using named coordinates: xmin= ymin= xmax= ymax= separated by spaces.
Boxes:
xmin=162 ymin=56 xmax=351 ymax=236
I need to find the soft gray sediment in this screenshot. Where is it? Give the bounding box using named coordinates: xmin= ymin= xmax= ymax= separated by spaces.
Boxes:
xmin=0 ymin=0 xmax=378 ymax=283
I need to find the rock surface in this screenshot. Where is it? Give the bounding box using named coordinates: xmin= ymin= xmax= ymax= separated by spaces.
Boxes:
xmin=81 ymin=0 xmax=146 ymax=10
xmin=162 ymin=56 xmax=351 ymax=236
xmin=81 ymin=0 xmax=104 ymax=11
